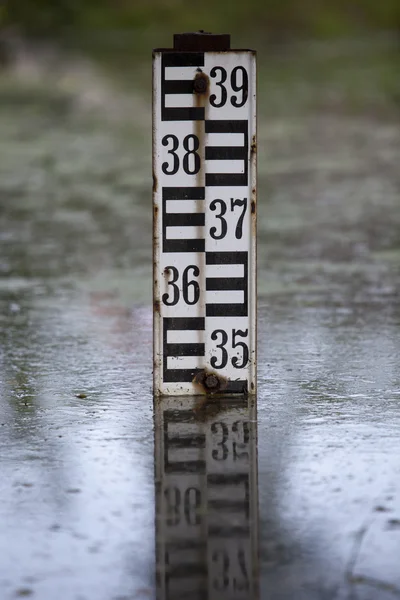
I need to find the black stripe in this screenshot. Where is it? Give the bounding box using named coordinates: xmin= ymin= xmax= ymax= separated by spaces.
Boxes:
xmin=163 ymin=409 xmax=197 ymax=423
xmin=165 ymin=460 xmax=205 ymax=474
xmin=206 ymin=251 xmax=247 ymax=265
xmin=206 ymin=277 xmax=244 ymax=291
xmin=208 ymin=524 xmax=249 ymax=537
xmin=205 ymin=252 xmax=248 ymax=316
xmin=205 ymin=119 xmax=248 ymax=134
xmin=206 ymin=304 xmax=247 ymax=316
xmin=166 ymin=563 xmax=207 ymax=578
xmin=163 ymin=318 xmax=205 ymax=383
xmin=225 ymin=380 xmax=249 ymax=394
xmin=162 ymin=52 xmax=204 ymax=67
xmin=167 ymin=435 xmax=205 ymax=449
xmin=163 ymin=239 xmax=205 ymax=252
xmin=163 ymin=187 xmax=205 ymax=252
xmin=206 ymin=173 xmax=247 ymax=186
xmin=208 ymin=473 xmax=249 ymax=485
xmin=163 ymin=368 xmax=203 ymax=383
xmin=163 ymin=79 xmax=194 ymax=94
xmin=161 ymin=53 xmax=204 ymax=121
xmin=165 ymin=590 xmax=207 ymax=600
xmin=205 ymin=301 xmax=248 ymax=316
xmin=205 ymin=120 xmax=248 ymax=184
xmin=166 ymin=343 xmax=204 ymax=357
xmin=208 ymin=499 xmax=249 ymax=511
xmin=163 ymin=187 xmax=205 ymax=200
xmin=166 ymin=540 xmax=206 ymax=551
xmin=164 ymin=213 xmax=205 ymax=227
xmin=205 ymin=146 xmax=246 ymax=160
xmin=164 ymin=406 xmax=206 ymax=472
xmin=164 ymin=317 xmax=205 ymax=330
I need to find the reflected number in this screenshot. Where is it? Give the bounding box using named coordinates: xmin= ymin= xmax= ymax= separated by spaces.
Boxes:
xmin=164 ymin=486 xmax=201 ymax=526
xmin=212 ymin=548 xmax=249 ymax=591
xmin=211 ymin=420 xmax=249 ymax=462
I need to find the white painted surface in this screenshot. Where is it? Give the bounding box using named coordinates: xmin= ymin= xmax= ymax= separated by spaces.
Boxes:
xmin=153 ymin=49 xmax=256 ymax=396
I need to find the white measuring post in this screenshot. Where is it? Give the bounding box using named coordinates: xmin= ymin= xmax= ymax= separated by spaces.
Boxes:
xmin=153 ymin=32 xmax=256 ymax=396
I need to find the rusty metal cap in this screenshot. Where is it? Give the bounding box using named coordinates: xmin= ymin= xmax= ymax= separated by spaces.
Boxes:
xmin=173 ymin=31 xmax=231 ymax=52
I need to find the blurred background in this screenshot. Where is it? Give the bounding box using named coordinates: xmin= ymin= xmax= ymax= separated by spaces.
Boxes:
xmin=1 ymin=0 xmax=399 ymax=121
xmin=0 ymin=2 xmax=400 ymax=599
xmin=2 ymin=0 xmax=400 ymax=42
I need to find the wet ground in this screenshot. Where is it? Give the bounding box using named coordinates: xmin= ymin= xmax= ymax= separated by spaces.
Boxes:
xmin=0 ymin=37 xmax=399 ymax=599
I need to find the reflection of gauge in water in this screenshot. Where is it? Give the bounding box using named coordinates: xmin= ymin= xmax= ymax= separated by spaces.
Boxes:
xmin=154 ymin=395 xmax=259 ymax=599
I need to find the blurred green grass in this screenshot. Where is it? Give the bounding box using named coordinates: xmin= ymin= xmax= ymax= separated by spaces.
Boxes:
xmin=2 ymin=0 xmax=400 ymax=45
xmin=1 ymin=1 xmax=399 ymax=119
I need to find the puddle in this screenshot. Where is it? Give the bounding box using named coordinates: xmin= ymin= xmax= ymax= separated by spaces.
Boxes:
xmin=0 ymin=38 xmax=399 ymax=598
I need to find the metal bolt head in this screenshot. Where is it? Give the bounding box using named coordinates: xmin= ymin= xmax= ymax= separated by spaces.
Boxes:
xmin=193 ymin=74 xmax=208 ymax=94
xmin=204 ymin=374 xmax=219 ymax=389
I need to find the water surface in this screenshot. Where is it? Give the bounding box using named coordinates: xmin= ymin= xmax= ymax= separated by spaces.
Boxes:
xmin=0 ymin=39 xmax=399 ymax=599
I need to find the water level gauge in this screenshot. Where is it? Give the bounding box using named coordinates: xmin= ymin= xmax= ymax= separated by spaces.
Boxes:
xmin=153 ymin=32 xmax=256 ymax=396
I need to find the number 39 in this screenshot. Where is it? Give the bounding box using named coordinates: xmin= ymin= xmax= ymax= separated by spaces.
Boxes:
xmin=210 ymin=66 xmax=248 ymax=108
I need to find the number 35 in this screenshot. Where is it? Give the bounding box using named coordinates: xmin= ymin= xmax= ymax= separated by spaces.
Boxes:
xmin=211 ymin=328 xmax=249 ymax=369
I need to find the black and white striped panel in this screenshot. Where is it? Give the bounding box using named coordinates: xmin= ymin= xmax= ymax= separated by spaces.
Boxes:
xmin=164 ymin=540 xmax=207 ymax=600
xmin=205 ymin=120 xmax=249 ymax=186
xmin=205 ymin=251 xmax=248 ymax=317
xmin=161 ymin=53 xmax=205 ymax=121
xmin=207 ymin=473 xmax=250 ymax=537
xmin=162 ymin=187 xmax=205 ymax=253
xmin=163 ymin=409 xmax=206 ymax=474
xmin=154 ymin=48 xmax=256 ymax=395
xmin=163 ymin=317 xmax=205 ymax=383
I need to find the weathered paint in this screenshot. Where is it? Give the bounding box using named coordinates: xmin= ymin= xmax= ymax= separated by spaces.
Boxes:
xmin=153 ymin=45 xmax=257 ymax=396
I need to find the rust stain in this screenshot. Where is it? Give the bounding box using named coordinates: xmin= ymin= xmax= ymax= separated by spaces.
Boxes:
xmin=192 ymin=369 xmax=229 ymax=395
xmin=194 ymin=68 xmax=210 ymax=191
xmin=154 ymin=299 xmax=160 ymax=314
xmin=193 ymin=396 xmax=232 ymax=419
xmin=193 ymin=70 xmax=209 ymax=95
xmin=193 ymin=67 xmax=209 ymax=334
xmin=251 ymin=200 xmax=256 ymax=214
xmin=250 ymin=134 xmax=257 ymax=155
xmin=163 ymin=266 xmax=171 ymax=275
xmin=152 ymin=169 xmax=158 ymax=193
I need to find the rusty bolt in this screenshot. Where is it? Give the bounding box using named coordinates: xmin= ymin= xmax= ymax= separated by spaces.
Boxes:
xmin=193 ymin=73 xmax=208 ymax=94
xmin=204 ymin=374 xmax=219 ymax=389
